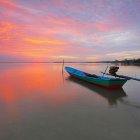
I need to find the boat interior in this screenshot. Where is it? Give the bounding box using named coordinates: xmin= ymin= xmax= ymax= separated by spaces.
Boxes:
xmin=83 ymin=72 xmax=99 ymax=78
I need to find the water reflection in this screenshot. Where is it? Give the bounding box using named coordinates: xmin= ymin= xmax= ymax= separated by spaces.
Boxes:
xmin=66 ymin=76 xmax=127 ymax=106
xmin=0 ymin=63 xmax=140 ymax=140
xmin=0 ymin=63 xmax=70 ymax=121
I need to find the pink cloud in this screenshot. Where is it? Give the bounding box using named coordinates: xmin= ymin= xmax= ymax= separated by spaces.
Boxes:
xmin=0 ymin=0 xmax=17 ymax=9
xmin=95 ymin=21 xmax=124 ymax=32
xmin=0 ymin=21 xmax=15 ymax=33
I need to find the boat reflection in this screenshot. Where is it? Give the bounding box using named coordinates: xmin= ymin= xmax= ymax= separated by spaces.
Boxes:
xmin=66 ymin=76 xmax=127 ymax=106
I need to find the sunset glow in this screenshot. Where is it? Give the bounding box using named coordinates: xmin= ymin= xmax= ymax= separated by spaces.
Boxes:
xmin=0 ymin=63 xmax=81 ymax=110
xmin=0 ymin=0 xmax=140 ymax=62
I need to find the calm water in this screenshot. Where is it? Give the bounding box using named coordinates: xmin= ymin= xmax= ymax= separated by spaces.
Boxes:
xmin=0 ymin=63 xmax=140 ymax=140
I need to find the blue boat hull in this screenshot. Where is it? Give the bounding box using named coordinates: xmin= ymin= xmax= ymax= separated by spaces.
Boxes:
xmin=65 ymin=67 xmax=127 ymax=89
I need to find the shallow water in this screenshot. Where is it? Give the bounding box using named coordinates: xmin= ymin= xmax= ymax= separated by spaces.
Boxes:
xmin=0 ymin=63 xmax=140 ymax=140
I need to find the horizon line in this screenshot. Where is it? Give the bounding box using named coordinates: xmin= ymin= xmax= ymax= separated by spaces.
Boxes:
xmin=0 ymin=61 xmax=111 ymax=63
xmin=0 ymin=60 xmax=139 ymax=64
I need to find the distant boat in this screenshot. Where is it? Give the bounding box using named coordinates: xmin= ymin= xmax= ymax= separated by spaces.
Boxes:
xmin=65 ymin=67 xmax=127 ymax=89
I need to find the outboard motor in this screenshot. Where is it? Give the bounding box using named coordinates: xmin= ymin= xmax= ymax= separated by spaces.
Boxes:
xmin=109 ymin=66 xmax=119 ymax=76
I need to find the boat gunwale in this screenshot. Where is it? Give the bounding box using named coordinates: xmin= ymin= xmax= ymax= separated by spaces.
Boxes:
xmin=65 ymin=67 xmax=127 ymax=82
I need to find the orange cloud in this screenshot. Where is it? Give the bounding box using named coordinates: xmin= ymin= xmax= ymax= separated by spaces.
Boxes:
xmin=52 ymin=55 xmax=79 ymax=59
xmin=85 ymin=56 xmax=102 ymax=61
xmin=0 ymin=21 xmax=15 ymax=33
xmin=24 ymin=38 xmax=66 ymax=45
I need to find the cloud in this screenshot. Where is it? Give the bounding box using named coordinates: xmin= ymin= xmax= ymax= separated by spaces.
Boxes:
xmin=0 ymin=0 xmax=17 ymax=9
xmin=52 ymin=55 xmax=79 ymax=59
xmin=107 ymin=50 xmax=140 ymax=59
xmin=0 ymin=21 xmax=15 ymax=33
xmin=0 ymin=0 xmax=140 ymax=61
xmin=24 ymin=38 xmax=66 ymax=45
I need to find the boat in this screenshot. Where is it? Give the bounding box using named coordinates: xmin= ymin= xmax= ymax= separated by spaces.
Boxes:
xmin=65 ymin=66 xmax=127 ymax=89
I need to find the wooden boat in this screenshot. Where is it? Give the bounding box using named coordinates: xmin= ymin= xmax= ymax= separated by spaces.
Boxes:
xmin=65 ymin=66 xmax=127 ymax=89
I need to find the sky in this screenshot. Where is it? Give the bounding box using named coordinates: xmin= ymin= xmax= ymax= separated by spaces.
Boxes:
xmin=0 ymin=0 xmax=140 ymax=62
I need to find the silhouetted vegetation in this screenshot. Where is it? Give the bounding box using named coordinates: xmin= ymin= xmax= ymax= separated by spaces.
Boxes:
xmin=113 ymin=58 xmax=140 ymax=66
